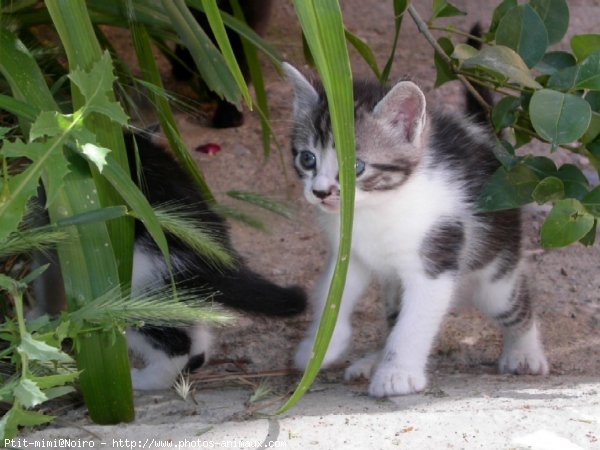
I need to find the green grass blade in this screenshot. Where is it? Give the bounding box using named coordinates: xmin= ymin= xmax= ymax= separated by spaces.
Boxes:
xmin=226 ymin=190 xmax=293 ymax=219
xmin=128 ymin=19 xmax=215 ymax=203
xmin=345 ymin=29 xmax=382 ymax=79
xmin=230 ymin=0 xmax=271 ymax=157
xmin=201 ymin=0 xmax=251 ymax=109
xmin=0 ymin=94 xmax=39 ymax=123
xmin=276 ymin=0 xmax=355 ymax=414
xmin=380 ymin=0 xmax=408 ymax=83
xmin=161 ymin=0 xmax=240 ymax=108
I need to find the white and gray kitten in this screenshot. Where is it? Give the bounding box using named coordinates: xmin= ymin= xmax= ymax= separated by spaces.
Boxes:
xmin=283 ymin=63 xmax=549 ymax=397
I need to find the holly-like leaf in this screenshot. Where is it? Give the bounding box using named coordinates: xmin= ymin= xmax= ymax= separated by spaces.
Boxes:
xmin=541 ymin=198 xmax=595 ymax=247
xmin=30 ymin=371 xmax=80 ymax=389
xmin=0 ymin=165 xmax=43 ymax=242
xmin=14 ymin=378 xmax=47 ymax=408
xmin=68 ymin=51 xmax=128 ymax=125
xmin=81 ymin=142 xmax=110 ymax=173
xmin=18 ymin=333 xmax=73 ymax=363
xmin=529 ymin=89 xmax=592 ymax=146
xmin=495 ymin=4 xmax=548 ymax=68
xmin=0 ymin=407 xmax=54 ymax=441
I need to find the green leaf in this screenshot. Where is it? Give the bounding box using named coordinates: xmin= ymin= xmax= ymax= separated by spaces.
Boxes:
xmin=80 ymin=142 xmax=110 ymax=172
xmin=541 ymin=199 xmax=595 ymax=247
xmin=434 ymin=37 xmax=456 ymax=87
xmin=529 ymin=0 xmax=569 ymax=45
xmin=557 ymin=164 xmax=589 ymax=199
xmin=201 ymin=0 xmax=251 ymax=108
xmin=524 ymin=155 xmax=558 ymax=178
xmin=29 ymin=371 xmax=80 ymax=389
xmin=226 ymin=191 xmax=293 ymax=219
xmin=18 ymin=333 xmax=73 ymax=363
xmin=571 ymin=34 xmax=600 ymax=61
xmin=582 ymin=186 xmax=600 ymax=216
xmin=582 ymin=112 xmax=600 ymax=144
xmin=55 ymin=205 xmax=128 ymax=227
xmin=0 ymin=274 xmax=25 ymax=295
xmin=495 ymin=4 xmax=548 ymax=68
xmin=579 ymin=220 xmax=596 ymax=246
xmin=462 ymin=45 xmax=542 ymax=89
xmin=14 ymin=378 xmax=47 ymax=408
xmin=430 ymin=0 xmax=466 ymax=20
xmin=43 ymin=386 xmax=77 ymax=400
xmin=492 ymin=96 xmax=520 ymax=131
xmin=0 ymin=407 xmax=53 ymax=441
xmin=0 ymin=165 xmax=43 ymax=242
xmin=489 ymin=0 xmax=517 ymax=34
xmin=532 ymin=176 xmax=564 ymax=204
xmin=0 ymin=94 xmax=39 ymax=123
xmin=529 ymin=89 xmax=591 ymax=145
xmin=586 ymin=91 xmax=600 ymax=112
xmin=548 ymin=51 xmax=600 ymax=91
xmin=380 ymin=0 xmax=407 ymax=83
xmin=452 ymin=43 xmax=478 ymax=60
xmin=535 ymin=51 xmax=576 ymax=75
xmin=345 ymin=29 xmax=381 ymax=79
xmin=29 ymin=111 xmax=78 ymax=141
xmin=68 ymin=51 xmax=129 ymax=125
xmin=479 ymin=163 xmax=539 ymax=211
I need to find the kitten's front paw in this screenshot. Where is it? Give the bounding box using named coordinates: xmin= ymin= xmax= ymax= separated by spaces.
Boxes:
xmin=499 ymin=349 xmax=549 ymax=375
xmin=344 ymin=352 xmax=380 ymax=381
xmin=368 ymin=362 xmax=427 ymax=397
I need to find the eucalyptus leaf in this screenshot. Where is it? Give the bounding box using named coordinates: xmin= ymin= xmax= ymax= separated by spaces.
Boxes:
xmin=462 ymin=45 xmax=541 ymax=89
xmin=478 ymin=164 xmax=539 ymax=211
xmin=434 ymin=37 xmax=456 ymax=87
xmin=489 ymin=0 xmax=517 ymax=34
xmin=492 ymin=96 xmax=520 ymax=131
xmin=571 ymin=34 xmax=600 ymax=61
xmin=541 ymin=199 xmax=595 ymax=247
xmin=532 ymin=176 xmax=564 ymax=204
xmin=529 ymin=0 xmax=569 ymax=45
xmin=430 ymin=0 xmax=465 ymax=20
xmin=535 ymin=51 xmax=576 ymax=76
xmin=529 ymin=89 xmax=591 ymax=145
xmin=548 ymin=51 xmax=600 ymax=91
xmin=495 ymin=4 xmax=548 ymax=68
xmin=557 ymin=164 xmax=589 ymax=199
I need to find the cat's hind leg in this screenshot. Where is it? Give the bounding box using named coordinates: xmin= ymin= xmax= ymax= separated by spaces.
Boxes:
xmin=472 ymin=259 xmax=549 ymax=375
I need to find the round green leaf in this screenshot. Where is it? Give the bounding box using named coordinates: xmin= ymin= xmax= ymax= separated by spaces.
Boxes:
xmin=571 ymin=34 xmax=600 ymax=61
xmin=582 ymin=185 xmax=600 ymax=217
xmin=541 ymin=198 xmax=595 ymax=247
xmin=536 ymin=51 xmax=576 ymax=76
xmin=495 ymin=4 xmax=548 ymax=68
xmin=492 ymin=96 xmax=521 ymax=131
xmin=530 ymin=0 xmax=569 ymax=45
xmin=490 ymin=0 xmax=518 ymax=34
xmin=529 ymin=89 xmax=592 ymax=145
xmin=532 ymin=176 xmax=564 ymax=204
xmin=462 ymin=46 xmax=541 ymax=89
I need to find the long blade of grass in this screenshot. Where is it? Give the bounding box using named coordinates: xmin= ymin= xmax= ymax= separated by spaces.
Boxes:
xmin=226 ymin=190 xmax=293 ymax=219
xmin=276 ymin=0 xmax=355 ymax=414
xmin=380 ymin=0 xmax=408 ymax=83
xmin=345 ymin=29 xmax=382 ymax=79
xmin=0 ymin=94 xmax=39 ymax=123
xmin=128 ymin=17 xmax=215 ymax=203
xmin=230 ymin=0 xmax=271 ymax=157
xmin=161 ymin=0 xmax=240 ymax=108
xmin=201 ymin=0 xmax=251 ymax=109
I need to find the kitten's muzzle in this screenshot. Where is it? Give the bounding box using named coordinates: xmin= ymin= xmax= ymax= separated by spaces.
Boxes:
xmin=312 ymin=188 xmax=333 ymax=199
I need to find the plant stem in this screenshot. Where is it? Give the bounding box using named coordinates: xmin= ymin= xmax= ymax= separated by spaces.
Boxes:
xmin=428 ymin=25 xmax=484 ymax=42
xmin=406 ymin=5 xmax=491 ymax=113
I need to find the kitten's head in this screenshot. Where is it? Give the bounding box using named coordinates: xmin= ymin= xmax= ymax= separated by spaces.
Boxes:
xmin=283 ymin=63 xmax=427 ymax=213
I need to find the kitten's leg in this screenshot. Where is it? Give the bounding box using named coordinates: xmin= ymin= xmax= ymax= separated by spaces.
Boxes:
xmin=473 ymin=263 xmax=549 ymax=375
xmin=294 ymin=254 xmax=371 ymax=369
xmin=369 ymin=274 xmax=456 ymax=397
xmin=127 ymin=329 xmax=188 ymax=390
xmin=344 ymin=277 xmax=401 ymax=381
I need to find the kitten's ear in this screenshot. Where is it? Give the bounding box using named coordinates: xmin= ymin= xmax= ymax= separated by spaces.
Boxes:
xmin=373 ymin=81 xmax=427 ymax=144
xmin=282 ymin=62 xmax=319 ymax=118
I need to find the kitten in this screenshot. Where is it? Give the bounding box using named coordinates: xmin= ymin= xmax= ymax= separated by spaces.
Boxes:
xmin=34 ymin=129 xmax=306 ymax=390
xmin=283 ymin=63 xmax=549 ymax=397
xmin=171 ymin=0 xmax=273 ymax=128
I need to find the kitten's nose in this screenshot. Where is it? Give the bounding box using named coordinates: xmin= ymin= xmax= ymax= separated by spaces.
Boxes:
xmin=312 ymin=188 xmax=332 ymax=199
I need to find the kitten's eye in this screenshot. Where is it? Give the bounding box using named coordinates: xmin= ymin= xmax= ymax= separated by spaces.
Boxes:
xmin=299 ymin=151 xmax=317 ymax=170
xmin=356 ymin=158 xmax=366 ymax=176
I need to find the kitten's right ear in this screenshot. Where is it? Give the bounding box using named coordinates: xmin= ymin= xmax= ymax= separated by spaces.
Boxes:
xmin=282 ymin=62 xmax=319 ymax=118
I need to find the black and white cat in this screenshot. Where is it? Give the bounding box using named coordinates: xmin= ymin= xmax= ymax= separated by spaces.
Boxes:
xmin=35 ymin=129 xmax=306 ymax=390
xmin=283 ymin=63 xmax=549 ymax=397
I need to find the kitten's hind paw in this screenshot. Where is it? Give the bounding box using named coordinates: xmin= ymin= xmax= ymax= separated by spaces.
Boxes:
xmin=499 ymin=349 xmax=549 ymax=375
xmin=368 ymin=363 xmax=427 ymax=397
xmin=344 ymin=351 xmax=381 ymax=381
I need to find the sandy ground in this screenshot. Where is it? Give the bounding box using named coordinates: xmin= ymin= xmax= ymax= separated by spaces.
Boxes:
xmin=21 ymin=0 xmax=600 ymax=449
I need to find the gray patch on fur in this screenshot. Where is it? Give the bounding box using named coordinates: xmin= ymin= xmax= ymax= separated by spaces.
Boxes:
xmin=494 ymin=278 xmax=533 ymax=330
xmin=420 ymin=220 xmax=465 ymax=278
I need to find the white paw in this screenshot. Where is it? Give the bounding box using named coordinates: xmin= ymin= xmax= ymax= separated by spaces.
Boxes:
xmin=131 ymin=364 xmax=181 ymax=390
xmin=344 ymin=352 xmax=380 ymax=381
xmin=499 ymin=349 xmax=549 ymax=375
xmin=368 ymin=362 xmax=427 ymax=397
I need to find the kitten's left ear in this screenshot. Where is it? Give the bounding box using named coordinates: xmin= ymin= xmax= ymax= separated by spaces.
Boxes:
xmin=282 ymin=62 xmax=319 ymax=119
xmin=373 ymin=81 xmax=427 ymax=144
